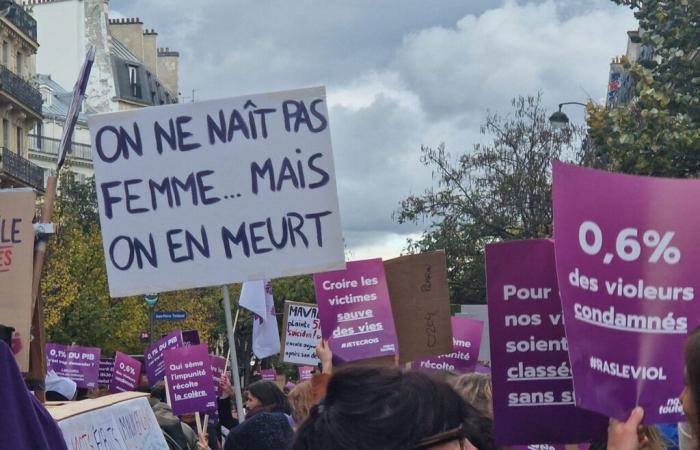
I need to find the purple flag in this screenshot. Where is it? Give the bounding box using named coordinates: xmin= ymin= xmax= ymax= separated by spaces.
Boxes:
xmin=164 ymin=344 xmax=216 ymax=415
xmin=314 ymin=258 xmax=399 ymax=364
xmin=145 ymin=330 xmax=183 ymax=386
xmin=109 ymin=352 xmax=141 ymax=393
xmin=46 ymin=343 xmax=100 ymax=389
xmin=414 ymin=317 xmax=482 ymax=373
xmin=553 ymin=161 xmax=695 ymax=423
xmin=98 ymin=357 xmax=114 ymax=387
xmin=486 ymin=239 xmax=607 ymax=445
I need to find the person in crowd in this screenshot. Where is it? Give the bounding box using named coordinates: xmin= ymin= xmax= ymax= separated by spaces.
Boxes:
xmin=288 ymin=381 xmax=314 ymax=428
xmin=45 ymin=370 xmax=77 ymax=401
xmin=292 ymin=364 xmax=496 ymax=450
xmin=450 ymin=373 xmax=493 ymax=419
xmin=243 ymin=379 xmax=293 ymax=419
xmin=149 ymin=381 xmax=198 ymax=450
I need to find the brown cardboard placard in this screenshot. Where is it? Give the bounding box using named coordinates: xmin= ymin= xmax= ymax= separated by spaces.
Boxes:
xmin=384 ymin=251 xmax=453 ymax=363
xmin=0 ymin=190 xmax=36 ymax=372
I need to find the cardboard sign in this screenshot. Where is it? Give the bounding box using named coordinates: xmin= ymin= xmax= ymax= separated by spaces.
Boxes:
xmin=314 ymin=258 xmax=399 ymax=364
xmin=145 ymin=330 xmax=183 ymax=386
xmin=0 ymin=190 xmax=35 ymax=371
xmin=46 ymin=343 xmax=101 ymax=389
xmin=110 ymin=352 xmax=141 ymax=393
xmin=486 ymin=239 xmax=607 ymax=445
xmin=281 ymin=301 xmax=321 ymax=365
xmin=52 ymin=393 xmax=168 ymax=449
xmin=553 ymin=161 xmax=698 ymax=423
xmin=99 ymin=358 xmax=114 ymax=387
xmin=164 ymin=344 xmax=216 ymax=415
xmin=89 ymin=86 xmax=345 ymax=298
xmin=384 ymin=251 xmax=453 ymax=363
xmin=413 ymin=317 xmax=482 ymax=373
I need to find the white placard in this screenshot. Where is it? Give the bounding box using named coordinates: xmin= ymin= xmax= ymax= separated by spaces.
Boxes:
xmin=57 ymin=396 xmax=168 ymax=450
xmin=282 ymin=301 xmax=321 ymax=365
xmin=89 ymin=86 xmax=345 ymax=297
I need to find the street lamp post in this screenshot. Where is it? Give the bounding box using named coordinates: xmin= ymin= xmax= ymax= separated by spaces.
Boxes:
xmin=144 ymin=293 xmax=159 ymax=344
xmin=549 ymin=102 xmax=588 ymax=129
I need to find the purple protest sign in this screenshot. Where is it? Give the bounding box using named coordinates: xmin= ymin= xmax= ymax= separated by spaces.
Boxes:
xmin=486 ymin=239 xmax=607 ymax=445
xmin=98 ymin=358 xmax=114 ymax=387
xmin=261 ymin=368 xmax=277 ymax=381
xmin=46 ymin=343 xmax=100 ymax=389
xmin=553 ymin=162 xmax=695 ymax=423
xmin=182 ymin=330 xmax=201 ymax=347
xmin=145 ymin=330 xmax=183 ymax=386
xmin=164 ymin=344 xmax=216 ymax=415
xmin=314 ymin=258 xmax=399 ymax=364
xmin=110 ymin=352 xmax=141 ymax=393
xmin=298 ymin=366 xmax=314 ymax=381
xmin=414 ymin=317 xmax=483 ymax=373
xmin=210 ymin=355 xmax=226 ymax=396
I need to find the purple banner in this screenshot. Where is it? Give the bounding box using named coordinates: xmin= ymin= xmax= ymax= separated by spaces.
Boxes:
xmin=553 ymin=162 xmax=694 ymax=423
xmin=261 ymin=368 xmax=277 ymax=381
xmin=414 ymin=317 xmax=483 ymax=373
xmin=145 ymin=330 xmax=183 ymax=386
xmin=182 ymin=330 xmax=201 ymax=347
xmin=298 ymin=366 xmax=314 ymax=381
xmin=210 ymin=355 xmax=226 ymax=396
xmin=314 ymin=258 xmax=399 ymax=363
xmin=164 ymin=344 xmax=216 ymax=415
xmin=486 ymin=239 xmax=607 ymax=445
xmin=46 ymin=343 xmax=100 ymax=389
xmin=110 ymin=351 xmax=141 ymax=393
xmin=98 ymin=358 xmax=114 ymax=387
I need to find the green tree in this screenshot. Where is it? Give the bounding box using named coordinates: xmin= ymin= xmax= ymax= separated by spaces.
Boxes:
xmin=395 ymin=95 xmax=582 ymax=304
xmin=587 ymin=1 xmax=700 ymax=176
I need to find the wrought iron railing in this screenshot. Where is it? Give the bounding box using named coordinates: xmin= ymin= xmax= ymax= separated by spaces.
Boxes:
xmin=0 ymin=146 xmax=44 ymax=190
xmin=0 ymin=64 xmax=42 ymax=117
xmin=28 ymin=134 xmax=92 ymax=162
xmin=4 ymin=3 xmax=37 ymax=42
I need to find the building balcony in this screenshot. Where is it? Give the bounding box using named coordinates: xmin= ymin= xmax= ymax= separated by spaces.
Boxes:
xmin=0 ymin=146 xmax=44 ymax=191
xmin=0 ymin=64 xmax=42 ymax=118
xmin=4 ymin=3 xmax=37 ymax=43
xmin=29 ymin=134 xmax=93 ymax=163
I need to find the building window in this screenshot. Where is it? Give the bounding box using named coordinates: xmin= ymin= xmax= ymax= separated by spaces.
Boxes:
xmin=128 ymin=64 xmax=140 ymax=97
xmin=16 ymin=127 xmax=22 ymax=152
xmin=3 ymin=119 xmax=8 ymax=148
xmin=2 ymin=42 xmax=7 ymax=66
xmin=36 ymin=122 xmax=42 ymax=149
xmin=16 ymin=52 xmax=22 ymax=77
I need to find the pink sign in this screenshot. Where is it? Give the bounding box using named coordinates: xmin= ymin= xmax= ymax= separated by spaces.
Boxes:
xmin=414 ymin=317 xmax=482 ymax=373
xmin=164 ymin=344 xmax=216 ymax=415
xmin=314 ymin=258 xmax=399 ymax=363
xmin=261 ymin=368 xmax=277 ymax=381
xmin=109 ymin=352 xmax=141 ymax=393
xmin=298 ymin=366 xmax=314 ymax=381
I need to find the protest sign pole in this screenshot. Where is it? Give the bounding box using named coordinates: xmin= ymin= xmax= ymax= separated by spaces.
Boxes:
xmin=223 ymin=285 xmax=246 ymax=421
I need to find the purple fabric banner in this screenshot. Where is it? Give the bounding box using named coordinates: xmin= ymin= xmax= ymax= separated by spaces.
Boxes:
xmin=298 ymin=366 xmax=314 ymax=381
xmin=553 ymin=161 xmax=695 ymax=423
xmin=210 ymin=355 xmax=226 ymax=396
xmin=46 ymin=343 xmax=100 ymax=389
xmin=98 ymin=358 xmax=114 ymax=387
xmin=486 ymin=239 xmax=607 ymax=445
xmin=182 ymin=330 xmax=201 ymax=347
xmin=314 ymin=258 xmax=399 ymax=364
xmin=414 ymin=317 xmax=483 ymax=373
xmin=145 ymin=330 xmax=183 ymax=386
xmin=261 ymin=368 xmax=277 ymax=381
xmin=164 ymin=344 xmax=216 ymax=415
xmin=109 ymin=352 xmax=141 ymax=393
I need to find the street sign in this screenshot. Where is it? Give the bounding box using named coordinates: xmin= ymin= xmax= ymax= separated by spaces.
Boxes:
xmin=154 ymin=311 xmax=187 ymax=321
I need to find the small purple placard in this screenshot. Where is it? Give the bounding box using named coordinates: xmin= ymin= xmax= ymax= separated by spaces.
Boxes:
xmin=164 ymin=344 xmax=216 ymax=415
xmin=145 ymin=330 xmax=183 ymax=386
xmin=46 ymin=343 xmax=101 ymax=388
xmin=98 ymin=357 xmax=114 ymax=387
xmin=210 ymin=355 xmax=226 ymax=396
xmin=261 ymin=368 xmax=277 ymax=381
xmin=314 ymin=258 xmax=399 ymax=364
xmin=298 ymin=366 xmax=314 ymax=381
xmin=109 ymin=351 xmax=141 ymax=393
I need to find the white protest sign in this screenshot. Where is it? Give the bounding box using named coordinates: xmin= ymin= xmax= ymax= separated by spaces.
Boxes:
xmin=89 ymin=86 xmax=345 ymax=297
xmin=281 ymin=301 xmax=321 ymax=365
xmin=55 ymin=395 xmax=168 ymax=450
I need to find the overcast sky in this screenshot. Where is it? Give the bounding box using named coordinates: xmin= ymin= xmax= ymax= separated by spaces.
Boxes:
xmin=110 ymin=0 xmax=637 ymax=259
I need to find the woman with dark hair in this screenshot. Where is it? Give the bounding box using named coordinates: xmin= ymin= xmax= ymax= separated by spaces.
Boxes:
xmin=244 ymin=380 xmax=292 ymax=418
xmin=292 ymin=365 xmax=496 ymax=450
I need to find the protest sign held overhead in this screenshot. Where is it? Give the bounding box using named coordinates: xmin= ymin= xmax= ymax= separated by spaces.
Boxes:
xmin=414 ymin=317 xmax=482 ymax=374
xmin=486 ymin=239 xmax=607 ymax=445
xmin=109 ymin=352 xmax=141 ymax=393
xmin=89 ymin=86 xmax=345 ymax=298
xmin=145 ymin=330 xmax=183 ymax=386
xmin=210 ymin=355 xmax=226 ymax=396
xmin=99 ymin=358 xmax=114 ymax=388
xmin=553 ymin=161 xmax=699 ymax=423
xmin=164 ymin=344 xmax=216 ymax=415
xmin=384 ymin=251 xmax=453 ymax=363
xmin=46 ymin=343 xmax=101 ymax=389
xmin=314 ymin=258 xmax=398 ymax=364
xmin=282 ymin=301 xmax=321 ymax=365
xmin=0 ymin=190 xmax=35 ymax=372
